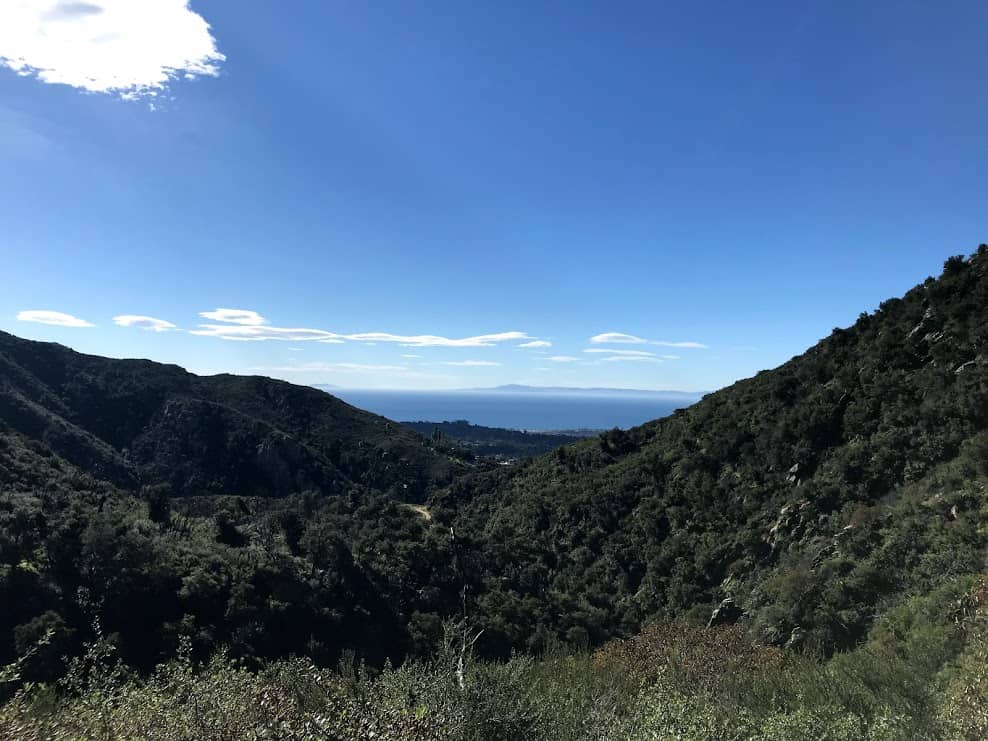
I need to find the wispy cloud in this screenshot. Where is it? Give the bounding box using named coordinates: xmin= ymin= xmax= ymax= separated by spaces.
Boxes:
xmin=601 ymin=355 xmax=663 ymax=363
xmin=199 ymin=308 xmax=267 ymax=326
xmin=443 ymin=360 xmax=500 ymax=367
xmin=190 ymin=308 xmax=531 ymax=347
xmin=589 ymin=332 xmax=648 ymax=344
xmin=653 ymin=340 xmax=707 ymax=348
xmin=0 ymin=0 xmax=225 ymax=101
xmin=343 ymin=331 xmax=530 ymax=347
xmin=113 ymin=315 xmax=177 ymax=332
xmin=191 ymin=324 xmax=345 ymax=342
xmin=548 ymin=355 xmax=579 ymax=363
xmin=583 ymin=348 xmax=656 ymax=357
xmin=518 ymin=340 xmax=552 ymax=348
xmin=17 ymin=310 xmax=94 ymax=327
xmin=589 ymin=332 xmax=707 ymax=349
xmin=401 ymin=354 xmax=422 ymax=358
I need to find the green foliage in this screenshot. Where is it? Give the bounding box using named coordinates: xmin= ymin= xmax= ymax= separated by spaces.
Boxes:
xmin=0 ymin=330 xmax=469 ymax=500
xmin=439 ymin=247 xmax=988 ymax=655
xmin=2 ymin=246 xmax=988 ymax=735
xmin=2 ymin=586 xmax=986 ymax=739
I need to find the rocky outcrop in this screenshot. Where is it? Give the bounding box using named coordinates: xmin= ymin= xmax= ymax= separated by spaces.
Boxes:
xmin=707 ymin=597 xmax=744 ymax=628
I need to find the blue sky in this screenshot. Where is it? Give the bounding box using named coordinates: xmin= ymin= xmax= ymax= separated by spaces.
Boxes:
xmin=1 ymin=1 xmax=986 ymax=391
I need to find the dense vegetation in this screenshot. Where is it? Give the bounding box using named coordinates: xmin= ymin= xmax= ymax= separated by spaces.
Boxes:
xmin=439 ymin=247 xmax=988 ymax=657
xmin=401 ymin=420 xmax=586 ymax=461
xmin=0 ymin=332 xmax=468 ymax=501
xmin=2 ymin=580 xmax=986 ymax=738
xmin=1 ymin=247 xmax=987 ymax=737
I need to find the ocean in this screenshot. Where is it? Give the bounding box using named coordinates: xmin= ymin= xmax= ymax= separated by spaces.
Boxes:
xmin=329 ymin=389 xmax=698 ymax=431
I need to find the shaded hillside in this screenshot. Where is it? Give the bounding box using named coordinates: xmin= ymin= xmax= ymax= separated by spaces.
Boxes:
xmin=1 ymin=248 xmax=986 ymax=698
xmin=0 ymin=333 xmax=468 ymax=501
xmin=437 ymin=247 xmax=988 ymax=655
xmin=0 ymin=427 xmax=460 ymax=673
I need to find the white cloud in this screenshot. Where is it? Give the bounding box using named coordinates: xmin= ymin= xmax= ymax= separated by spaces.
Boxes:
xmin=653 ymin=340 xmax=708 ymax=348
xmin=190 ymin=324 xmax=345 ymax=342
xmin=443 ymin=360 xmax=500 ymax=367
xmin=113 ymin=314 xmax=176 ymax=332
xmin=589 ymin=332 xmax=648 ymax=344
xmin=189 ymin=310 xmax=531 ymax=347
xmin=518 ymin=340 xmax=552 ymax=348
xmin=601 ymin=355 xmax=663 ymax=363
xmin=401 ymin=354 xmax=422 ymax=358
xmin=0 ymin=0 xmax=225 ymax=101
xmin=188 ymin=307 xmax=537 ymax=351
xmin=548 ymin=355 xmax=579 ymax=363
xmin=199 ymin=308 xmax=267 ymax=326
xmin=344 ymin=331 xmax=530 ymax=347
xmin=583 ymin=348 xmax=655 ymax=357
xmin=589 ymin=332 xmax=707 ymax=349
xmin=17 ymin=309 xmax=94 ymax=327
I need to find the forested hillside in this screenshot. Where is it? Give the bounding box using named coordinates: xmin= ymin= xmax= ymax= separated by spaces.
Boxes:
xmin=0 ymin=332 xmax=468 ymax=500
xmin=1 ymin=249 xmax=987 ymax=738
xmin=438 ymin=247 xmax=988 ymax=655
xmin=0 ymin=334 xmax=474 ymax=675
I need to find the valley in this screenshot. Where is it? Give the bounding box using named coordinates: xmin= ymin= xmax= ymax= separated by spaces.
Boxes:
xmin=1 ymin=249 xmax=986 ymax=738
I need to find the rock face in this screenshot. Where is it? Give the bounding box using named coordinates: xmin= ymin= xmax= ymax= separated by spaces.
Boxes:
xmin=785 ymin=463 xmax=801 ymax=485
xmin=906 ymin=307 xmax=938 ymax=340
xmin=766 ymin=501 xmax=814 ymax=551
xmin=707 ymin=597 xmax=744 ymax=628
xmin=785 ymin=626 xmax=805 ymax=649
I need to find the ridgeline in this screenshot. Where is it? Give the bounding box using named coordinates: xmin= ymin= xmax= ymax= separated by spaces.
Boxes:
xmin=1 ymin=247 xmax=986 ymax=738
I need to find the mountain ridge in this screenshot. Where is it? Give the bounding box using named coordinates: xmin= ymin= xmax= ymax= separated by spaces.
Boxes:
xmin=434 ymin=247 xmax=988 ymax=655
xmin=0 ymin=331 xmax=467 ymax=502
xmin=0 ymin=246 xmax=985 ymax=690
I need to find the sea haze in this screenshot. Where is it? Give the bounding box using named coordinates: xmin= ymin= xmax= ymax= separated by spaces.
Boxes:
xmin=326 ymin=388 xmax=704 ymax=431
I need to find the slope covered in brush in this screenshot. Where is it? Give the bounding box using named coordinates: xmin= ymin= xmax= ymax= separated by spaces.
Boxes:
xmin=439 ymin=247 xmax=988 ymax=654
xmin=0 ymin=332 xmax=468 ymax=501
xmin=1 ymin=248 xmax=986 ymax=686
